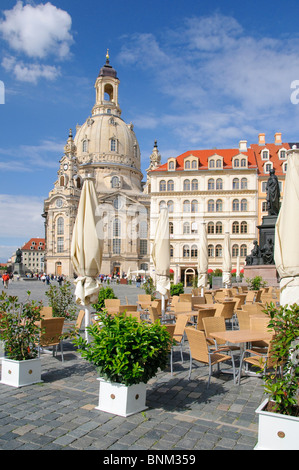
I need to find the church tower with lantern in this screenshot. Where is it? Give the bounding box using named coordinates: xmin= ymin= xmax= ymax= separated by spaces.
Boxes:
xmin=43 ymin=52 xmax=150 ymax=277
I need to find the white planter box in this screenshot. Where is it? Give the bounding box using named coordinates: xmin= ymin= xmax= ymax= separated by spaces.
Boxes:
xmin=95 ymin=379 xmax=148 ymax=417
xmin=255 ymin=398 xmax=299 ymax=450
xmin=1 ymin=357 xmax=42 ymax=388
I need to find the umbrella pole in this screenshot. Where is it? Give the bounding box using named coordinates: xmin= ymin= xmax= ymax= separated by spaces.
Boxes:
xmin=161 ymin=294 xmax=165 ymax=323
xmin=84 ymin=306 xmax=91 ymax=342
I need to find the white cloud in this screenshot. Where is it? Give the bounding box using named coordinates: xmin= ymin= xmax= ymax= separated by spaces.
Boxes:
xmin=2 ymin=55 xmax=60 ymax=83
xmin=0 ymin=1 xmax=73 ymax=59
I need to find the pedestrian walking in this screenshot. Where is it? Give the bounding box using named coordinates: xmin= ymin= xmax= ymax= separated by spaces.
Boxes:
xmin=2 ymin=272 xmax=10 ymax=288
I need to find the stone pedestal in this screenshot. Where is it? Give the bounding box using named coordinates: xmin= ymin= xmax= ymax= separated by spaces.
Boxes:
xmin=243 ymin=265 xmax=279 ymax=286
xmin=257 ymin=215 xmax=277 ymax=250
xmin=13 ymin=263 xmax=25 ymax=276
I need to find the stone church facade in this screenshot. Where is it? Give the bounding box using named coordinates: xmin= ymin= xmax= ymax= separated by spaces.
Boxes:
xmin=43 ymin=53 xmax=150 ymax=277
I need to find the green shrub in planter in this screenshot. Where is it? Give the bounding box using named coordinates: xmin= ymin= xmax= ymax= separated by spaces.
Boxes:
xmin=261 ymin=303 xmax=299 ymax=416
xmin=170 ymin=282 xmax=184 ymax=296
xmin=246 ymin=276 xmax=267 ymax=291
xmin=0 ymin=291 xmax=42 ymax=360
xmin=73 ymin=313 xmax=173 ymax=386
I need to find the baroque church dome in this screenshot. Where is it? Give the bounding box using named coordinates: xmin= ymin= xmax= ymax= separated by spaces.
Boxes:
xmin=74 ymin=52 xmax=141 ymax=176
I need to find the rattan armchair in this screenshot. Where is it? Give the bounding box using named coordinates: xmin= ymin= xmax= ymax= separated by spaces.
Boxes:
xmin=169 ymin=314 xmax=190 ymax=375
xmin=185 ymin=327 xmax=238 ymax=387
xmin=39 ymin=317 xmax=65 ymax=362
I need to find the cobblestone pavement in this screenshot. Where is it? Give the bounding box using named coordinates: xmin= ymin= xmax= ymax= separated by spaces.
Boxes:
xmin=0 ymin=280 xmax=265 ymax=451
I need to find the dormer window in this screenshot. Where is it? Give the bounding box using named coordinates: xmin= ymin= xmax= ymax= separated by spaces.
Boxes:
xmin=265 ymin=162 xmax=272 ymax=173
xmin=279 ymin=149 xmax=287 ymax=160
xmin=168 ymin=159 xmax=176 ymax=171
xmin=262 ymin=149 xmax=269 ymax=160
xmin=185 ymin=160 xmax=191 ymax=170
xmin=209 ymin=159 xmax=215 ymax=169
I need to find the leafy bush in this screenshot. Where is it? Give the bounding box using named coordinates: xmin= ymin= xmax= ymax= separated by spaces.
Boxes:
xmin=45 ymin=281 xmax=77 ymax=320
xmin=92 ymin=287 xmax=117 ymax=312
xmin=142 ymin=277 xmax=156 ymax=300
xmin=170 ymin=283 xmax=184 ymax=296
xmin=73 ymin=313 xmax=173 ymax=386
xmin=262 ymin=303 xmax=299 ymax=416
xmin=246 ymin=276 xmax=267 ymax=291
xmin=0 ymin=291 xmax=42 ymax=360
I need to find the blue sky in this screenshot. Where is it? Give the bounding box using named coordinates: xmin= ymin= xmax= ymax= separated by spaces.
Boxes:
xmin=1 ymin=0 xmax=299 ymax=262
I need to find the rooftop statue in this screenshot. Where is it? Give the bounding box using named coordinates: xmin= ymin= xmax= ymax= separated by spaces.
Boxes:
xmin=266 ymin=168 xmax=280 ymax=216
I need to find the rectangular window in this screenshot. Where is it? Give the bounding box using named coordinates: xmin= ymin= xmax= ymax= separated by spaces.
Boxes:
xmin=110 ymin=138 xmax=116 ymax=152
xmin=113 ymin=239 xmax=121 ymax=254
xmin=140 ymin=239 xmax=147 ymax=255
xmin=57 ymin=237 xmax=64 ymax=253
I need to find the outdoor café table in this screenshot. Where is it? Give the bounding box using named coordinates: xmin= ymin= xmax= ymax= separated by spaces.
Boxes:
xmin=210 ymin=329 xmax=272 ymax=381
xmin=194 ymin=303 xmax=216 ymax=309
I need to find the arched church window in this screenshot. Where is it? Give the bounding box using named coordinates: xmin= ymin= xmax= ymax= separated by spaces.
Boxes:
xmin=57 ymin=217 xmax=64 ymax=235
xmin=111 ymin=176 xmax=120 ymax=188
xmin=82 ymin=140 xmax=88 ymax=153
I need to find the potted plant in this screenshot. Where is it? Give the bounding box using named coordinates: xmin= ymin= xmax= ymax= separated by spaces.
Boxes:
xmin=0 ymin=291 xmax=43 ymax=387
xmin=73 ymin=312 xmax=173 ymax=417
xmin=170 ymin=282 xmax=184 ymax=297
xmin=254 ymin=303 xmax=299 ymax=450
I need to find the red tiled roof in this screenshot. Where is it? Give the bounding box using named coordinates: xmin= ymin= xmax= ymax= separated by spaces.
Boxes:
xmin=22 ymin=238 xmax=45 ymax=251
xmin=150 ymin=147 xmax=257 ymax=172
xmin=250 ymin=143 xmax=290 ymax=176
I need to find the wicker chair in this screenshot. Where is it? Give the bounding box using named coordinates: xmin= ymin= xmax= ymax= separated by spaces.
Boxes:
xmin=169 ymin=314 xmax=190 ymax=375
xmin=39 ymin=317 xmax=65 ymax=362
xmin=191 ymin=296 xmax=206 ymax=309
xmin=104 ymin=299 xmax=121 ymax=315
xmin=40 ymin=306 xmax=53 ymax=318
xmin=238 ymin=336 xmax=278 ymax=385
xmin=204 ymin=293 xmax=214 ymax=303
xmin=236 ymin=310 xmax=251 ymax=330
xmin=64 ymin=309 xmax=85 ymax=331
xmin=179 ymin=294 xmax=192 ymax=302
xmin=195 ymin=308 xmax=216 ymax=330
xmin=185 ymin=327 xmax=238 ymax=387
xmin=119 ymin=305 xmax=138 ymax=313
xmin=137 ymin=295 xmax=152 ymax=310
xmin=202 ymin=316 xmax=240 ymax=353
xmin=214 ymin=301 xmax=237 ymax=328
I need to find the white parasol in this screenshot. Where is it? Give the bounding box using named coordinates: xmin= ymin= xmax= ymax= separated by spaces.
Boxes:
xmin=71 ymin=176 xmax=103 ymax=341
xmin=222 ymin=232 xmax=232 ymax=288
xmin=197 ymin=222 xmax=208 ymax=296
xmin=151 ymin=207 xmax=170 ymax=318
xmin=274 ymin=147 xmax=299 ymax=306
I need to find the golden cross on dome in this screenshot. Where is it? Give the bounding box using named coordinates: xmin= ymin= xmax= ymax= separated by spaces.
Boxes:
xmin=106 ymin=49 xmax=110 ymax=60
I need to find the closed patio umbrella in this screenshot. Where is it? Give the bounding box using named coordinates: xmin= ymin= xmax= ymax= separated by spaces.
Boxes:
xmin=71 ymin=176 xmax=103 ymax=341
xmin=197 ymin=222 xmax=208 ymax=295
xmin=151 ymin=207 xmax=170 ymax=318
xmin=274 ymin=147 xmax=299 ymax=306
xmin=223 ymin=232 xmax=232 ymax=288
